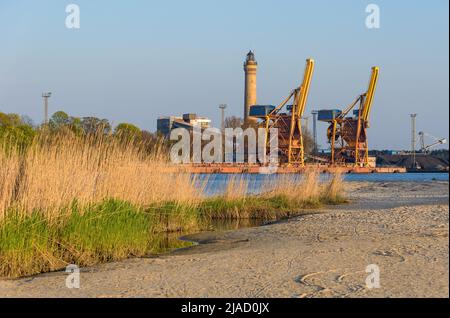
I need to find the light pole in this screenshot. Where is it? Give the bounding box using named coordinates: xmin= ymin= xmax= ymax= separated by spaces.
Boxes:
xmin=219 ymin=104 xmax=227 ymax=133
xmin=42 ymin=92 xmax=52 ymax=125
xmin=219 ymin=104 xmax=227 ymax=163
xmin=410 ymin=113 xmax=417 ymax=169
xmin=311 ymin=110 xmax=318 ymax=157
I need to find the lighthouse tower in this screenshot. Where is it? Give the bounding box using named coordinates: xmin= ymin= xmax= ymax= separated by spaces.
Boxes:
xmin=244 ymin=51 xmax=257 ymax=124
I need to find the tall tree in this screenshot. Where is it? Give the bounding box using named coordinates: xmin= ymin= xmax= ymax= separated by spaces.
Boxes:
xmin=0 ymin=112 xmax=36 ymax=148
xmin=0 ymin=112 xmax=22 ymax=126
xmin=114 ymin=123 xmax=142 ymax=140
xmin=81 ymin=117 xmax=111 ymax=135
xmin=49 ymin=111 xmax=70 ymax=129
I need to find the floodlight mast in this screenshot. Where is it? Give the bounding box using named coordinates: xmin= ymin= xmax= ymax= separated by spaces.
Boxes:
xmin=219 ymin=104 xmax=227 ymax=133
xmin=42 ymin=92 xmax=52 ymax=125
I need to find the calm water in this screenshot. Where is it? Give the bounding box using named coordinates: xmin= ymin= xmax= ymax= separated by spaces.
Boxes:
xmin=195 ymin=173 xmax=449 ymax=196
xmin=164 ymin=172 xmax=448 ymax=252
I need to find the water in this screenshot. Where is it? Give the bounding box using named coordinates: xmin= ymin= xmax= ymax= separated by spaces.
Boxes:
xmin=194 ymin=173 xmax=449 ymax=196
xmin=164 ymin=172 xmax=448 ymax=253
xmin=342 ymin=172 xmax=449 ymax=182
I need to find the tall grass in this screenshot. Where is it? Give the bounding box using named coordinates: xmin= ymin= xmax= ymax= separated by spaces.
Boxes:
xmin=0 ymin=132 xmax=202 ymax=221
xmin=0 ymin=132 xmax=346 ymax=278
xmin=197 ymin=171 xmax=344 ymax=220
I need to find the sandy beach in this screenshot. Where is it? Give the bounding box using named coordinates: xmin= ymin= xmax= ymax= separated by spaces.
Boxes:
xmin=0 ymin=180 xmax=448 ymax=298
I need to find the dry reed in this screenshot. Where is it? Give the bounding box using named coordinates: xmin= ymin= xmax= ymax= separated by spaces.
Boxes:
xmin=0 ymin=131 xmax=347 ymax=278
xmin=0 ymin=132 xmax=200 ymax=221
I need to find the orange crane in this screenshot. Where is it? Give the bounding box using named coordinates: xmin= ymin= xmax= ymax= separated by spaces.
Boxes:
xmin=319 ymin=66 xmax=379 ymax=167
xmin=250 ymin=58 xmax=315 ymax=166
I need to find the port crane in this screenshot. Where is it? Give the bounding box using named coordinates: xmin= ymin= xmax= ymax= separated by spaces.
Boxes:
xmin=318 ymin=66 xmax=379 ymax=167
xmin=249 ymin=58 xmax=315 ymax=166
xmin=418 ymin=131 xmax=447 ymax=153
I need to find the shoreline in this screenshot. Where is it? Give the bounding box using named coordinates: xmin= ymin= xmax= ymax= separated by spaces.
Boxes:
xmin=0 ymin=180 xmax=448 ymax=298
xmin=0 ymin=171 xmax=344 ymax=279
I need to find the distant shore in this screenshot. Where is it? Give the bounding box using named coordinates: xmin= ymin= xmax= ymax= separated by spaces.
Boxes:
xmin=0 ymin=180 xmax=448 ymax=298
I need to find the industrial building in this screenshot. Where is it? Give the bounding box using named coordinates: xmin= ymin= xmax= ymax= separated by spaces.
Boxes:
xmin=157 ymin=113 xmax=211 ymax=137
xmin=158 ymin=51 xmax=409 ymax=173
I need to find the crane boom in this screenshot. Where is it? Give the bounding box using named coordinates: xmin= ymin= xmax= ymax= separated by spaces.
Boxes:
xmin=424 ymin=140 xmax=447 ymax=151
xmin=322 ymin=66 xmax=380 ymax=167
xmin=295 ymin=59 xmax=315 ymax=117
xmin=260 ymin=58 xmax=316 ymax=166
xmin=419 ymin=131 xmax=447 ymax=152
xmin=269 ymin=90 xmax=295 ymax=115
xmin=361 ymin=66 xmax=379 ymax=122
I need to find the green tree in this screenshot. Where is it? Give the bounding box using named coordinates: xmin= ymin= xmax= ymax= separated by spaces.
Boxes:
xmin=0 ymin=112 xmax=36 ymax=149
xmin=49 ymin=111 xmax=70 ymax=129
xmin=0 ymin=112 xmax=9 ymax=126
xmin=114 ymin=123 xmax=141 ymax=139
xmin=47 ymin=111 xmax=85 ymax=135
xmin=81 ymin=117 xmax=111 ymax=135
xmin=68 ymin=116 xmax=84 ymax=135
xmin=0 ymin=112 xmax=22 ymax=126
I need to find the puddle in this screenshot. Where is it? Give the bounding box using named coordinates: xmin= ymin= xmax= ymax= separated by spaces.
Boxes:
xmin=150 ymin=182 xmax=449 ymax=255
xmin=152 ymin=218 xmax=268 ymax=254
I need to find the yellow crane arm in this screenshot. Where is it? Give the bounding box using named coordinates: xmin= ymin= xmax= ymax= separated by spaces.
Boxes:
xmin=339 ymin=95 xmax=362 ymax=119
xmin=361 ymin=66 xmax=379 ymax=122
xmin=269 ymin=90 xmax=295 ymax=116
xmin=267 ymin=58 xmax=315 ymax=118
xmin=295 ymin=58 xmax=315 ymax=117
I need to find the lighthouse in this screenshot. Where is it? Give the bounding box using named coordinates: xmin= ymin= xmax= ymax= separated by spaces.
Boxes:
xmin=243 ymin=50 xmax=257 ymax=124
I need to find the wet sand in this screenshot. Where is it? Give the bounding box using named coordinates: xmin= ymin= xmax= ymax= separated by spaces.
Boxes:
xmin=0 ymin=181 xmax=448 ymax=298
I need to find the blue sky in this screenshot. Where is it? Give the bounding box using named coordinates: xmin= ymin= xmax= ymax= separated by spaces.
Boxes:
xmin=0 ymin=0 xmax=448 ymax=149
